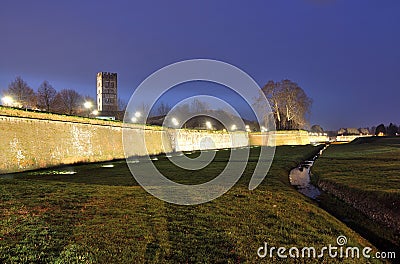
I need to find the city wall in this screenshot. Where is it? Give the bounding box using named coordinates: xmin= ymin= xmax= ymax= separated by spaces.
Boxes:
xmin=0 ymin=107 xmax=334 ymax=174
xmin=336 ymin=134 xmax=370 ymax=142
xmin=249 ymin=130 xmax=317 ymax=146
xmin=0 ymin=108 xmax=248 ymax=174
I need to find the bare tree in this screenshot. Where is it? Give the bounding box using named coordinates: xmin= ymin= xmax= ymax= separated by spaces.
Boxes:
xmin=346 ymin=128 xmax=360 ymax=135
xmin=281 ymin=80 xmax=312 ymax=129
xmin=37 ymin=80 xmax=57 ymax=112
xmin=260 ymin=79 xmax=312 ymax=130
xmin=190 ymin=98 xmax=208 ymax=114
xmin=311 ymin=125 xmax=324 ymax=133
xmin=259 ymin=80 xmax=282 ymax=128
xmin=175 ymin=103 xmax=190 ymax=114
xmin=156 ymin=101 xmax=171 ymax=116
xmin=7 ymin=76 xmax=36 ymax=108
xmin=138 ymin=102 xmax=150 ymax=115
xmin=359 ymin=128 xmax=370 ymax=135
xmin=55 ymin=89 xmax=82 ymax=115
xmin=337 ymin=128 xmax=346 ymax=135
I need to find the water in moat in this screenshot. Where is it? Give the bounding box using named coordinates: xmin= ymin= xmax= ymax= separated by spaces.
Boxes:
xmin=289 ymin=145 xmax=328 ymax=199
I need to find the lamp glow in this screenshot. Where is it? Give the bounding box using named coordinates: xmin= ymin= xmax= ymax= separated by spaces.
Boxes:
xmin=171 ymin=117 xmax=179 ymax=127
xmin=84 ymin=101 xmax=93 ymax=109
xmin=1 ymin=96 xmax=14 ymax=106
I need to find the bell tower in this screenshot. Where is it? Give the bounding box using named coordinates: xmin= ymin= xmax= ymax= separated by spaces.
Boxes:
xmin=97 ymin=72 xmax=118 ymax=113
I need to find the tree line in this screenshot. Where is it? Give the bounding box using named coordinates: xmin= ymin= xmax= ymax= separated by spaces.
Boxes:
xmin=373 ymin=123 xmax=399 ymax=136
xmin=310 ymin=124 xmax=399 ymax=136
xmin=148 ymin=79 xmax=313 ymax=131
xmin=2 ymin=76 xmax=95 ymax=115
xmin=336 ymin=124 xmax=399 ymax=136
xmin=2 ymin=76 xmax=315 ymax=130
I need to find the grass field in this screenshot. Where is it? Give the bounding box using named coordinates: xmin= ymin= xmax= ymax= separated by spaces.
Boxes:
xmin=0 ymin=146 xmax=383 ymax=263
xmin=312 ymin=137 xmax=400 ymax=254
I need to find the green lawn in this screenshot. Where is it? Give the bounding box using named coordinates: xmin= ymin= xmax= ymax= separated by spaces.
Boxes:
xmin=313 ymin=137 xmax=400 ymax=194
xmin=312 ymin=137 xmax=400 ymax=255
xmin=0 ymin=146 xmax=382 ymax=263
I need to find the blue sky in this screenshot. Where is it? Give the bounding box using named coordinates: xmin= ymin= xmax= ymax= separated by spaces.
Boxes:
xmin=1 ymin=0 xmax=399 ymax=130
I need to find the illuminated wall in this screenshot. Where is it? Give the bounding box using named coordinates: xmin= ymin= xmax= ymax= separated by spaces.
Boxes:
xmin=0 ymin=108 xmax=248 ymax=174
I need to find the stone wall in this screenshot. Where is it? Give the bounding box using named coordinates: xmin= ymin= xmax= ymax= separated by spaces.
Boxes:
xmin=336 ymin=135 xmax=370 ymax=142
xmin=249 ymin=130 xmax=311 ymax=146
xmin=0 ymin=107 xmax=248 ymax=174
xmin=0 ymin=107 xmax=337 ymax=174
xmin=169 ymin=129 xmax=248 ymax=151
xmin=309 ymin=135 xmax=330 ymax=144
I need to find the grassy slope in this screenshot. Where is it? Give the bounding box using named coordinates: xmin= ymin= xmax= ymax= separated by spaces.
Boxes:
xmin=313 ymin=137 xmax=400 ymax=196
xmin=0 ymin=146 xmax=381 ymax=263
xmin=312 ymin=137 xmax=400 ymax=253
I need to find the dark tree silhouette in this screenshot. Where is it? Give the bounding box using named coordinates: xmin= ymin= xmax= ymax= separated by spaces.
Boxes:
xmin=37 ymin=81 xmax=57 ymax=112
xmin=337 ymin=128 xmax=346 ymax=135
xmin=156 ymin=102 xmax=172 ymax=116
xmin=359 ymin=128 xmax=370 ymax=135
xmin=55 ymin=89 xmax=82 ymax=115
xmin=387 ymin=123 xmax=398 ymax=136
xmin=6 ymin=76 xmax=36 ymax=108
xmin=375 ymin=124 xmax=387 ymax=136
xmin=311 ymin=125 xmax=324 ymax=133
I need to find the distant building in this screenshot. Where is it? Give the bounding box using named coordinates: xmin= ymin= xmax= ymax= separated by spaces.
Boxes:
xmin=97 ymin=72 xmax=118 ymax=117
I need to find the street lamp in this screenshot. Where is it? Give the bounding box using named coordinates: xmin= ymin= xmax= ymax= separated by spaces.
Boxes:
xmin=84 ymin=101 xmax=93 ymax=117
xmin=231 ymin=124 xmax=237 ymax=131
xmin=131 ymin=112 xmax=142 ymax=123
xmin=206 ymin=121 xmax=212 ymax=130
xmin=84 ymin=101 xmax=92 ymax=109
xmin=1 ymin=96 xmax=14 ymax=107
xmin=171 ymin=117 xmax=179 ymax=127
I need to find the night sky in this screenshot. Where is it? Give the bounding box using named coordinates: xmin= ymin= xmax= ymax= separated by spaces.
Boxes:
xmin=1 ymin=0 xmax=399 ymax=130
